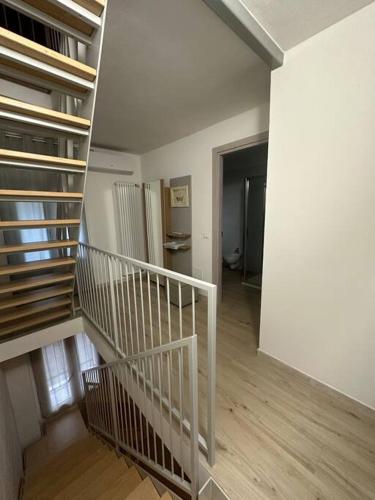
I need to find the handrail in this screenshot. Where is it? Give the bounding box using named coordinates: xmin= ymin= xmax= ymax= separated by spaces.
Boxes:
xmin=79 ymin=242 xmax=216 ymax=291
xmin=82 ymin=336 xmax=199 ymax=498
xmin=76 ymin=242 xmax=217 ymax=465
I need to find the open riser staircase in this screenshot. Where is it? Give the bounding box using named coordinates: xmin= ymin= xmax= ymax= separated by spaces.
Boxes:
xmin=0 ymin=0 xmax=106 ymax=340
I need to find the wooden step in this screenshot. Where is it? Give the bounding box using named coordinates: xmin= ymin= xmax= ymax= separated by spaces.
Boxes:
xmin=0 ymin=239 xmax=78 ymax=254
xmin=74 ymin=0 xmax=105 ymax=17
xmin=0 ymin=273 xmax=74 ymax=294
xmin=59 ymin=454 xmax=128 ymax=499
xmin=0 ymin=257 xmax=76 ymax=276
xmin=0 ymin=307 xmax=71 ymax=337
xmin=25 ymin=444 xmax=114 ymax=498
xmin=0 ymin=219 xmax=80 ymax=229
xmin=0 ymin=149 xmax=86 ymax=168
xmin=126 ymin=477 xmax=160 ymax=500
xmin=21 ymin=0 xmax=97 ymax=38
xmin=0 ymin=285 xmax=73 ymax=310
xmin=0 ymin=296 xmax=71 ymax=324
xmin=0 ymin=27 xmax=96 ymax=81
xmin=0 ymin=189 xmax=83 ymax=199
xmin=27 ymin=437 xmax=102 ymax=482
xmin=96 ymin=466 xmax=142 ymax=500
xmin=0 ymin=95 xmax=90 ymax=130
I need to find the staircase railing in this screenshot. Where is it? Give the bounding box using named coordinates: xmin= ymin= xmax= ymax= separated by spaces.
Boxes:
xmin=76 ymin=242 xmax=217 ymax=465
xmin=82 ymin=336 xmax=199 ymax=498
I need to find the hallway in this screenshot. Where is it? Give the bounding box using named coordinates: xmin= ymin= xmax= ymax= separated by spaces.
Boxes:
xmin=209 ymin=269 xmax=375 ymax=499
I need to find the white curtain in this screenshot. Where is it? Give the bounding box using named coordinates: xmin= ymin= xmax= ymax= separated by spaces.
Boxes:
xmin=31 ymin=333 xmax=98 ymax=418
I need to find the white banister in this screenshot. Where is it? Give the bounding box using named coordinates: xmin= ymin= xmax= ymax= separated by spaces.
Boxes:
xmin=76 ymin=241 xmax=217 ymax=466
xmin=83 ymin=336 xmax=200 ymax=498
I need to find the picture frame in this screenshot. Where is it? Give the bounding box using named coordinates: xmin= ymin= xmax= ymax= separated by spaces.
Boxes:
xmin=170 ymin=185 xmax=189 ymax=208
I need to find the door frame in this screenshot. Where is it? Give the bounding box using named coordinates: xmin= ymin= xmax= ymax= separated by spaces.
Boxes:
xmin=211 ymin=131 xmax=268 ymax=302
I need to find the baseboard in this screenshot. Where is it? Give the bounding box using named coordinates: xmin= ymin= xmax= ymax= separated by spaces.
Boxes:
xmin=257 ymin=348 xmax=375 ymax=413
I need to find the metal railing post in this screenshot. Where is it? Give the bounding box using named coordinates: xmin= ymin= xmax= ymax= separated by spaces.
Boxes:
xmin=207 ymin=286 xmax=217 ymax=466
xmin=108 ymin=257 xmax=120 ymax=353
xmin=108 ymin=369 xmax=120 ymax=454
xmin=82 ymin=372 xmax=91 ymax=430
xmin=189 ymin=335 xmax=199 ymax=499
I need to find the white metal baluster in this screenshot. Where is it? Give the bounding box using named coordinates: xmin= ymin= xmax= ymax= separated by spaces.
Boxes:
xmin=134 ymin=358 xmax=144 ymax=457
xmin=119 ymin=261 xmax=129 ymax=356
xmin=156 ymin=274 xmax=162 ymax=346
xmin=178 ymin=348 xmax=184 ymax=482
xmin=189 ymin=336 xmax=199 ymax=499
xmin=167 ymin=351 xmax=174 ymax=477
xmin=148 ymin=355 xmax=157 ymax=465
xmin=131 ymin=264 xmax=140 ymax=354
xmin=123 ymin=361 xmax=135 ymax=451
xmin=109 ymin=368 xmax=120 ymax=452
xmin=124 ymin=262 xmax=135 ymax=355
xmin=129 ymin=361 xmax=140 ymax=453
xmin=139 ymin=269 xmax=147 ymax=352
xmin=157 ymin=353 xmax=165 ymax=470
xmin=166 ymin=278 xmax=171 ymax=342
xmin=147 ymin=271 xmax=154 ymax=350
xmin=120 ymin=365 xmax=128 ymax=447
xmin=108 ymin=257 xmax=120 ymax=353
xmin=141 ymin=358 xmax=151 ymax=461
xmin=192 ymin=287 xmax=196 ymax=337
xmin=178 ymin=282 xmax=183 ymax=339
xmin=98 ymin=252 xmax=109 ymax=337
xmin=207 ymin=286 xmax=217 ymax=466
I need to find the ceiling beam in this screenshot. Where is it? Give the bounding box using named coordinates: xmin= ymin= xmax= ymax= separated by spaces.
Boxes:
xmin=202 ymin=0 xmax=284 ymax=69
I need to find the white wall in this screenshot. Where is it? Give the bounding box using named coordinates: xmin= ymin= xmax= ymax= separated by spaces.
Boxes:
xmin=3 ymin=355 xmax=42 ymax=448
xmin=142 ymin=104 xmax=269 ymax=281
xmin=0 ymin=367 xmax=23 ymax=500
xmin=85 ymin=148 xmax=142 ymax=252
xmin=260 ymin=3 xmax=375 ymax=409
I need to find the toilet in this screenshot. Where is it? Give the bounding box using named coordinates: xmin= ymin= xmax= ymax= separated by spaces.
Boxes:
xmin=223 ymin=248 xmax=242 ymax=270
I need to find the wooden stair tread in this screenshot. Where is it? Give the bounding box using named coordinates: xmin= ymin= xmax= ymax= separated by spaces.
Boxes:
xmin=0 ymin=148 xmax=86 ymax=167
xmin=0 ymin=307 xmax=71 ymax=337
xmin=62 ymin=455 xmax=129 ymax=499
xmin=26 ymin=445 xmax=114 ymax=497
xmin=0 ymin=27 xmax=96 ymax=81
xmin=32 ymin=451 xmax=117 ymax=498
xmin=96 ymin=466 xmax=142 ymax=500
xmin=0 ymin=273 xmax=74 ymax=294
xmin=22 ymin=0 xmax=95 ymax=37
xmin=0 ymin=285 xmax=73 ymax=310
xmin=125 ymin=477 xmax=160 ymax=500
xmin=27 ymin=437 xmax=102 ymax=482
xmin=74 ymin=0 xmax=105 ymax=17
xmin=0 ymin=257 xmax=76 ymax=276
xmin=0 ymin=297 xmax=71 ymax=324
xmin=0 ymin=189 xmax=83 ymax=199
xmin=0 ymin=95 xmax=90 ymax=129
xmin=0 ymin=219 xmax=80 ymax=229
xmin=0 ymin=239 xmax=78 ymax=254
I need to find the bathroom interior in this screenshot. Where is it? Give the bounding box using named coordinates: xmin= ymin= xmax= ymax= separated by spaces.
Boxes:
xmin=222 ymin=142 xmax=268 ymax=291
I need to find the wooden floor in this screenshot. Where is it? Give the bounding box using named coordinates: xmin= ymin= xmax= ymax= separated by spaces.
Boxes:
xmin=206 ymin=269 xmax=375 ymax=500
xmin=24 ymin=407 xmax=89 ymax=477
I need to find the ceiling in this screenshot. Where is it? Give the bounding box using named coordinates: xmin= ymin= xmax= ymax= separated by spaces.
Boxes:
xmin=92 ymin=0 xmax=270 ymax=154
xmin=241 ymin=0 xmax=374 ymax=50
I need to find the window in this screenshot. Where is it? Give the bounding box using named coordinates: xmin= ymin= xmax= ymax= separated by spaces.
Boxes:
xmin=75 ymin=333 xmax=99 ymax=390
xmin=42 ymin=340 xmax=73 ymax=413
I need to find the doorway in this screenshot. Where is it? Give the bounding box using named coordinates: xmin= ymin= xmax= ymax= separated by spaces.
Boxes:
xmin=212 ymin=132 xmax=268 ymax=300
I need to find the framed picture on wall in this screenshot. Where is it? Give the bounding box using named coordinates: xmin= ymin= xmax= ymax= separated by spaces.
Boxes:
xmin=170 ymin=185 xmax=189 ymax=207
